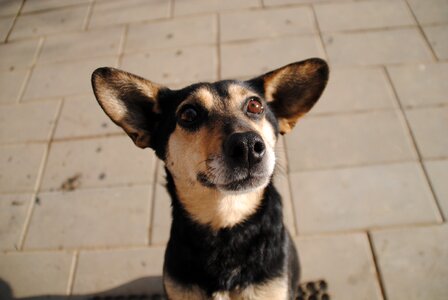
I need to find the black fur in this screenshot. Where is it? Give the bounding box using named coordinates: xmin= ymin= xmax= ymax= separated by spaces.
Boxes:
xmin=163 ymin=169 xmax=297 ymax=297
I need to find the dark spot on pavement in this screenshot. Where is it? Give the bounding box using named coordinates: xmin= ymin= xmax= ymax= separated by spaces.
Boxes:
xmin=11 ymin=200 xmax=23 ymax=206
xmin=60 ymin=173 xmax=82 ymax=191
xmin=98 ymin=173 xmax=106 ymax=180
xmin=35 ymin=197 xmax=41 ymax=205
xmin=96 ymin=147 xmax=102 ymax=153
xmin=166 ymin=33 xmax=174 ymax=39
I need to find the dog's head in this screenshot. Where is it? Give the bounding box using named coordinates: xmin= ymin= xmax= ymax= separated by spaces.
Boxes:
xmin=92 ymin=58 xmax=328 ymax=227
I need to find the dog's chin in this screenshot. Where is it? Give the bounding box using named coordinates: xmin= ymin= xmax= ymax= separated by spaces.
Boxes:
xmin=217 ymin=175 xmax=270 ymax=194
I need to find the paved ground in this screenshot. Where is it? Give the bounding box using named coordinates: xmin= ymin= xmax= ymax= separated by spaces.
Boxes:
xmin=0 ymin=0 xmax=447 ymax=299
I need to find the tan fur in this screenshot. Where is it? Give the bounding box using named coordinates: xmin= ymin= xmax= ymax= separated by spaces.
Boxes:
xmin=164 ymin=275 xmax=288 ymax=300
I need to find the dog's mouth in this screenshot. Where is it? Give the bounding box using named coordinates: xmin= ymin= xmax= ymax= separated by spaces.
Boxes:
xmin=197 ymin=167 xmax=271 ymax=193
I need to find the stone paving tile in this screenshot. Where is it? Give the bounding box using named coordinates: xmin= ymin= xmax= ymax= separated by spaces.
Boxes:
xmin=0 ymin=101 xmax=60 ymax=144
xmin=0 ymin=0 xmax=22 ymax=17
xmin=372 ymin=224 xmax=448 ymax=300
xmin=174 ymin=0 xmax=260 ymax=16
xmin=264 ymin=0 xmax=350 ymax=5
xmin=0 ymin=39 xmax=39 ymax=71
xmin=23 ymin=56 xmax=117 ymax=101
xmin=425 ymin=160 xmax=448 ymax=218
xmin=312 ymin=67 xmax=396 ymax=115
xmin=221 ymin=35 xmax=325 ymax=79
xmin=0 ymin=69 xmax=29 ymax=104
xmin=285 ymin=111 xmax=417 ymax=171
xmin=0 ymin=144 xmax=46 ymax=193
xmin=125 ymin=15 xmax=216 ymax=53
xmin=9 ymin=5 xmax=89 ymax=40
xmin=291 ymin=162 xmax=440 ymax=235
xmin=73 ymin=247 xmax=165 ymax=295
xmin=0 ymin=194 xmax=32 ymax=251
xmin=89 ymin=0 xmax=170 ymax=29
xmin=407 ymin=0 xmax=448 ymax=25
xmin=423 ymin=25 xmax=448 ymax=60
xmin=121 ymin=45 xmax=217 ymax=85
xmin=22 ymin=0 xmax=90 ymax=13
xmin=323 ymin=28 xmax=433 ymax=66
xmin=296 ymin=233 xmax=382 ymax=300
xmin=315 ymin=0 xmax=415 ymax=32
xmin=406 ymin=106 xmax=448 ymax=159
xmin=0 ymin=251 xmax=73 ymax=298
xmin=41 ymin=136 xmax=156 ymax=191
xmin=54 ymin=95 xmax=121 ymax=140
xmin=24 ymin=185 xmax=152 ymax=249
xmin=388 ymin=63 xmax=448 ymax=108
xmin=38 ymin=27 xmax=124 ymax=64
xmin=0 ymin=16 xmax=14 ymax=42
xmin=220 ymin=6 xmax=315 ymax=42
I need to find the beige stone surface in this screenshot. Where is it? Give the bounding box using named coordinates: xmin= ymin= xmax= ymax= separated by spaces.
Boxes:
xmin=425 ymin=159 xmax=448 ymax=218
xmin=0 ymin=69 xmax=29 ymax=104
xmin=89 ymin=0 xmax=170 ymax=28
xmin=0 ymin=194 xmax=31 ymax=251
xmin=220 ymin=6 xmax=315 ymax=42
xmin=388 ymin=63 xmax=448 ymax=107
xmin=372 ymin=224 xmax=448 ymax=300
xmin=9 ymin=5 xmax=89 ymax=40
xmin=23 ymin=56 xmax=117 ymax=101
xmin=53 ymin=95 xmax=121 ymax=139
xmin=38 ymin=27 xmax=124 ymax=64
xmin=0 ymin=144 xmax=46 ymax=193
xmin=406 ymin=106 xmax=448 ymax=159
xmin=0 ymin=101 xmax=60 ymax=144
xmin=41 ymin=136 xmax=156 ymax=191
xmin=121 ymin=45 xmax=217 ymax=85
xmin=174 ymin=0 xmax=260 ymax=16
xmin=285 ymin=111 xmax=417 ymax=171
xmin=221 ymin=35 xmax=325 ymax=78
xmin=315 ymin=0 xmax=415 ymax=32
xmin=73 ymin=247 xmax=165 ymax=295
xmin=22 ymin=0 xmax=90 ymax=13
xmin=0 ymin=0 xmax=22 ymax=17
xmin=297 ymin=233 xmax=383 ymax=300
xmin=0 ymin=251 xmax=73 ymax=298
xmin=0 ymin=16 xmax=14 ymax=42
xmin=312 ymin=67 xmax=397 ymax=115
xmin=0 ymin=39 xmax=40 ymax=71
xmin=126 ymin=15 xmax=216 ymax=53
xmin=407 ymin=0 xmax=448 ymax=25
xmin=324 ymin=28 xmax=433 ymax=66
xmin=24 ymin=185 xmax=152 ymax=249
xmin=291 ymin=162 xmax=440 ymax=234
xmin=424 ymin=25 xmax=448 ymax=60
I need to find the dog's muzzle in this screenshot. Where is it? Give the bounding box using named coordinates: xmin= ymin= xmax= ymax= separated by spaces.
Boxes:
xmin=223 ymin=131 xmax=266 ymax=168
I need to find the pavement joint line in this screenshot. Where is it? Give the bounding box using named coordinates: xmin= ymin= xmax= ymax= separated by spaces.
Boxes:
xmin=148 ymin=160 xmax=159 ymax=245
xmin=67 ymin=250 xmax=79 ymax=295
xmin=404 ymin=0 xmax=440 ymax=62
xmin=82 ymin=0 xmax=95 ymax=31
xmin=117 ymin=24 xmax=129 ymax=68
xmin=4 ymin=0 xmax=24 ymax=43
xmin=383 ymin=66 xmax=446 ymax=223
xmin=280 ymin=138 xmax=300 ymax=236
xmin=260 ymin=0 xmax=266 ymax=8
xmin=17 ymin=99 xmax=64 ymax=250
xmin=169 ymin=0 xmax=175 ymax=18
xmin=18 ymin=36 xmax=45 ymax=104
xmin=311 ymin=4 xmax=329 ymax=62
xmin=367 ymin=232 xmax=388 ymax=300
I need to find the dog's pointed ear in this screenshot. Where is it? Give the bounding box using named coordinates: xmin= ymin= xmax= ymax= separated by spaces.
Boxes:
xmin=92 ymin=67 xmax=166 ymax=148
xmin=247 ymin=58 xmax=329 ymax=134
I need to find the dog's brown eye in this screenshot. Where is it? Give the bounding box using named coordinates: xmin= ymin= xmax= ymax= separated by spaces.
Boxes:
xmin=179 ymin=107 xmax=198 ymax=123
xmin=247 ymin=98 xmax=264 ymax=114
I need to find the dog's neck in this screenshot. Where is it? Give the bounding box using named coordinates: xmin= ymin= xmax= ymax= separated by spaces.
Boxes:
xmin=165 ymin=168 xmax=265 ymax=230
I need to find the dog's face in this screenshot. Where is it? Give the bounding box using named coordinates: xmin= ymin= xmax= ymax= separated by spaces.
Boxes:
xmin=92 ymin=59 xmax=328 ymax=227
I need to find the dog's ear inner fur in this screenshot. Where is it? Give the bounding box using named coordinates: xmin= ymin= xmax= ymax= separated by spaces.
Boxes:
xmin=248 ymin=58 xmax=329 ymax=134
xmin=91 ymin=67 xmax=164 ymax=148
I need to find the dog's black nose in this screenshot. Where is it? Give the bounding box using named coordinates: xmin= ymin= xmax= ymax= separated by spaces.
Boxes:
xmin=224 ymin=132 xmax=265 ymax=166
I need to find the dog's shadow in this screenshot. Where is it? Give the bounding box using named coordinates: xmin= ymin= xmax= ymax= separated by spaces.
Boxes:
xmin=0 ymin=276 xmax=166 ymax=300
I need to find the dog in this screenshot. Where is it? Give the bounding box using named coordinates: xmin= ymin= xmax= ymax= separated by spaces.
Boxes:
xmin=91 ymin=58 xmax=329 ymax=300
